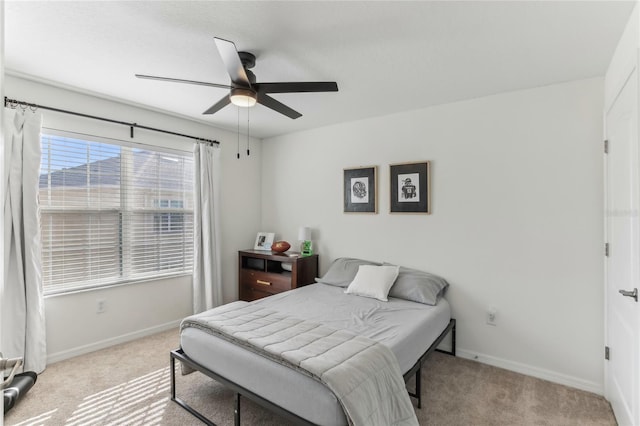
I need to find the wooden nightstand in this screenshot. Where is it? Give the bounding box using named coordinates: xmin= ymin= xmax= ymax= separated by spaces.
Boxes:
xmin=238 ymin=249 xmax=319 ymax=302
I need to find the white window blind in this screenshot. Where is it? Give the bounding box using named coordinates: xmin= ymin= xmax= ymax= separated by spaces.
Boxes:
xmin=39 ymin=132 xmax=194 ymax=294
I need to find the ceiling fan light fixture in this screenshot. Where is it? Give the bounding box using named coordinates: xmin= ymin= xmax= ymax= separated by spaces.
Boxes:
xmin=136 ymin=37 xmax=337 ymax=118
xmin=230 ymin=88 xmax=257 ymax=107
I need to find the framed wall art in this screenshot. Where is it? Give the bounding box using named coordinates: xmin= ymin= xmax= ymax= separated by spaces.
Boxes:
xmin=390 ymin=161 xmax=430 ymax=214
xmin=343 ymin=166 xmax=377 ymax=213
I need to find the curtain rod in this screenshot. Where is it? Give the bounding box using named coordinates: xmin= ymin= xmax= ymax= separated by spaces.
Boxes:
xmin=4 ymin=97 xmax=219 ymax=146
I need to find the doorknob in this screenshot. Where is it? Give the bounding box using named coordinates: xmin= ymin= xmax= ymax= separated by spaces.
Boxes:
xmin=619 ymin=288 xmax=638 ymax=302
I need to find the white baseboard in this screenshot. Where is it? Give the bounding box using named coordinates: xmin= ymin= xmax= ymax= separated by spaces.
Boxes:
xmin=46 ymin=320 xmax=181 ymax=365
xmin=45 ymin=325 xmax=603 ymax=396
xmin=455 ymin=349 xmax=604 ymax=396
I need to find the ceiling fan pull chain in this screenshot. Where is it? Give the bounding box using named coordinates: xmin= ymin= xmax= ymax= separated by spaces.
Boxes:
xmin=237 ymin=107 xmax=240 ymax=159
xmin=247 ymin=106 xmax=250 ymax=156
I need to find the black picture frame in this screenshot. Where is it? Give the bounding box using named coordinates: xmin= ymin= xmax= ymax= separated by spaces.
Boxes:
xmin=390 ymin=161 xmax=430 ymax=214
xmin=343 ymin=166 xmax=377 ymax=213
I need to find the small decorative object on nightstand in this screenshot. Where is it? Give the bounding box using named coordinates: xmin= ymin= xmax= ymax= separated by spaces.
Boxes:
xmin=298 ymin=226 xmax=313 ymax=257
xmin=270 ymin=240 xmax=291 ymax=253
xmin=238 ymin=250 xmax=319 ymax=302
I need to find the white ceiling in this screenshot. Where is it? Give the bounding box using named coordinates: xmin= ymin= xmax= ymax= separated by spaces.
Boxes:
xmin=4 ymin=1 xmax=636 ymax=139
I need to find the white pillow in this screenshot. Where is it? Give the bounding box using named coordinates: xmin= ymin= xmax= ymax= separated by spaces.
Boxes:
xmin=344 ymin=265 xmax=400 ymax=301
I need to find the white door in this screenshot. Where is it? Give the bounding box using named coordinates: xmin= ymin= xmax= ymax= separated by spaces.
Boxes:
xmin=605 ymin=66 xmax=640 ymax=426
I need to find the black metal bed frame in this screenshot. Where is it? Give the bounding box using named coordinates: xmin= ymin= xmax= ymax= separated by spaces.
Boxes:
xmin=170 ymin=318 xmax=456 ymax=426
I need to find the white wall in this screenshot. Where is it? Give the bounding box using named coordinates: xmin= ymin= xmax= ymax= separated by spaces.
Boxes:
xmin=5 ymin=75 xmax=262 ymax=362
xmin=4 ymin=73 xmax=607 ymax=393
xmin=261 ymin=78 xmax=605 ymax=393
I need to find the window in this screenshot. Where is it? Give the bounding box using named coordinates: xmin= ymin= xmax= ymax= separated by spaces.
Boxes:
xmin=39 ymin=132 xmax=194 ymax=294
xmin=154 ymin=200 xmax=185 ymax=233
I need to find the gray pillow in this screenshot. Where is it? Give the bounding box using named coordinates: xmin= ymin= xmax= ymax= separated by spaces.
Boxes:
xmin=387 ymin=265 xmax=449 ymax=305
xmin=315 ymin=257 xmax=382 ymax=287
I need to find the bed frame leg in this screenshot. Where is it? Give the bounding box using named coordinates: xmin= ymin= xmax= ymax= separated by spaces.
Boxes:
xmin=234 ymin=393 xmax=241 ymax=426
xmin=451 ymin=321 xmax=457 ymax=356
xmin=405 ymin=319 xmax=456 ymax=410
xmin=435 ymin=318 xmax=456 ymax=357
xmin=415 ymin=367 xmax=422 ymax=409
xmin=171 ymin=352 xmax=176 ymax=401
xmin=170 ymin=350 xmax=217 ymax=426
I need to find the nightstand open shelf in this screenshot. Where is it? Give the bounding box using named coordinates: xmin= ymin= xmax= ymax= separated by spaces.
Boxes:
xmin=238 ymin=249 xmax=319 ymax=302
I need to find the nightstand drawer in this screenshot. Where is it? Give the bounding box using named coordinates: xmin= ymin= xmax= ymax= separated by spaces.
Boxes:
xmin=238 ymin=250 xmax=318 ymax=302
xmin=241 ymin=270 xmax=291 ymax=293
xmin=243 ymin=286 xmax=273 ymax=301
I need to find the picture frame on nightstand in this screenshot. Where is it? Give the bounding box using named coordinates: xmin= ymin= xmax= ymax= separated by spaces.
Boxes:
xmin=254 ymin=232 xmax=275 ymax=250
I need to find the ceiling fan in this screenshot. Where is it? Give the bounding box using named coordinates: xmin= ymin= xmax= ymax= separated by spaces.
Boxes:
xmin=136 ymin=37 xmax=339 ymax=119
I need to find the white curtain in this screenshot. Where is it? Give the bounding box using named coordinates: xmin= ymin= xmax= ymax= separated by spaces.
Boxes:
xmin=2 ymin=109 xmax=46 ymax=373
xmin=192 ymin=142 xmax=222 ymax=313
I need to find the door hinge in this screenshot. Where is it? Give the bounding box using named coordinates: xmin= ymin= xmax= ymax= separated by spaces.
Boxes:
xmin=605 ymin=346 xmax=610 ymax=360
xmin=605 ymin=243 xmax=609 ymax=257
xmin=604 ymin=139 xmax=609 ymax=154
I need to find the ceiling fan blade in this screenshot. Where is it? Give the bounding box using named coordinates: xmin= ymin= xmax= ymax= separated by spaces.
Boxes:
xmin=203 ymin=96 xmax=231 ymax=115
xmin=214 ymin=37 xmax=251 ymax=88
xmin=135 ymin=74 xmax=231 ymax=89
xmin=258 ymin=94 xmax=302 ymax=119
xmin=256 ymin=82 xmax=338 ymax=94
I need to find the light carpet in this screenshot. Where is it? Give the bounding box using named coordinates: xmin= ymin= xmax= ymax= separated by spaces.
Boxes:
xmin=5 ymin=328 xmax=616 ymax=426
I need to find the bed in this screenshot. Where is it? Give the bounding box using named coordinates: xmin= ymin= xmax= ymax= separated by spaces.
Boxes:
xmin=171 ymin=258 xmax=456 ymax=426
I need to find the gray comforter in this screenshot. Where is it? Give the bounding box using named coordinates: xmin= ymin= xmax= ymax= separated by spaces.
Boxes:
xmin=181 ymin=301 xmax=419 ymax=426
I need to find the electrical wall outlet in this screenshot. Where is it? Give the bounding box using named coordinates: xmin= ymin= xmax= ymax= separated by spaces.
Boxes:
xmin=97 ymin=299 xmax=106 ymax=314
xmin=486 ymin=308 xmax=497 ymax=326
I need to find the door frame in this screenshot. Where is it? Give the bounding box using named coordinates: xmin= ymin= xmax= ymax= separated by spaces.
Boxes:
xmin=603 ymin=8 xmax=640 ymax=421
xmin=604 ymin=63 xmax=640 ymax=426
